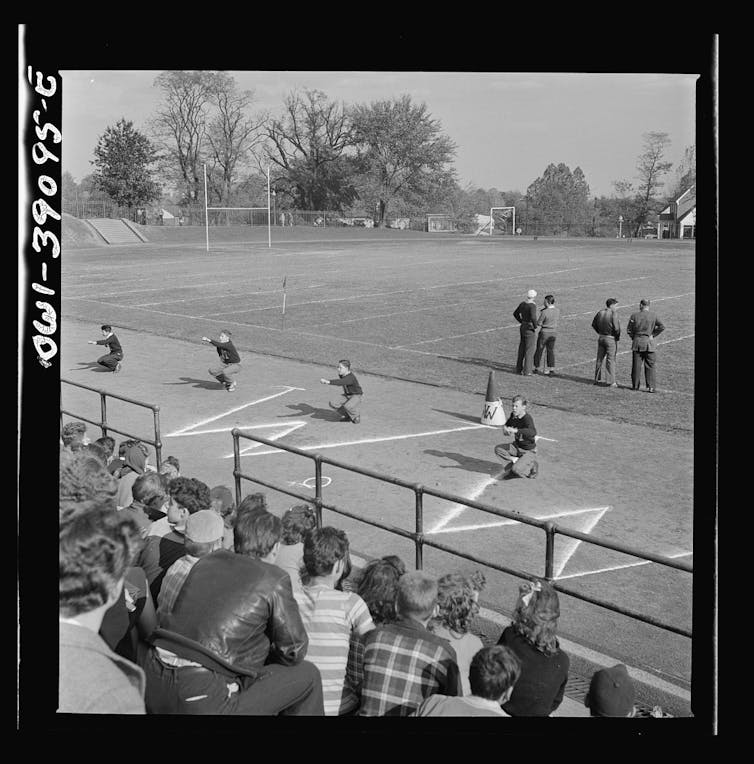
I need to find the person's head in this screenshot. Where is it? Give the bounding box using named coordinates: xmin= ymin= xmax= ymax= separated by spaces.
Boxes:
xmin=183 ymin=509 xmax=225 ymax=558
xmin=117 ymin=440 xmax=135 ymax=459
xmin=469 ymin=645 xmax=522 ymax=704
xmin=158 ymin=461 xmax=179 ymax=482
xmin=639 ymin=298 xmax=650 ymax=309
xmin=61 ymin=421 xmax=90 ymax=449
xmin=302 ymin=526 xmax=352 ymax=586
xmin=219 ymin=329 xmax=232 ymax=343
xmin=59 ymin=505 xmax=143 ymax=619
xmin=233 ymin=506 xmax=282 ymax=561
xmin=511 ymin=578 xmax=560 ymax=656
xmin=585 ymin=664 xmax=636 ymax=717
xmin=82 ymin=442 xmax=109 ymax=467
xmin=167 ymin=477 xmax=211 ymax=530
xmin=356 ymin=556 xmax=406 ymax=625
xmin=281 ymin=504 xmax=316 ymax=545
xmin=397 ymin=571 xmax=438 ymax=623
xmin=100 ymin=324 xmax=112 ymax=336
xmin=511 ymin=394 xmax=528 ymax=418
xmin=163 ymin=455 xmax=181 ymax=474
xmin=131 ymin=471 xmax=169 ymax=507
xmin=337 ymin=359 xmax=351 ymax=375
xmin=526 ymin=289 xmax=537 ymax=301
xmin=60 ymin=450 xmax=118 ymax=522
xmin=434 ymin=571 xmax=486 ymax=636
xmin=94 ymin=436 xmax=115 ymax=461
xmin=237 ymin=492 xmax=268 ymax=515
xmin=544 ymin=294 xmax=555 ymax=306
xmin=209 ymin=485 xmax=235 ymax=518
xmin=123 ymin=442 xmax=148 ymax=474
xmin=605 ymin=298 xmax=618 ymax=308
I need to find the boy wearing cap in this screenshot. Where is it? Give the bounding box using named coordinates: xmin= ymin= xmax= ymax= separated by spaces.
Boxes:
xmin=584 ymin=664 xmax=636 ymax=717
xmin=202 ymin=329 xmax=241 ymax=392
xmin=157 ymin=509 xmax=225 ymax=623
xmin=513 ymin=290 xmax=539 ymax=375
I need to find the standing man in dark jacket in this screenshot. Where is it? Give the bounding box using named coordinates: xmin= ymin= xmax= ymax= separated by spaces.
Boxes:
xmin=513 ymin=290 xmax=539 ymax=376
xmin=143 ymin=504 xmax=324 ymax=715
xmin=321 ymin=359 xmax=363 ymax=423
xmin=202 ymin=329 xmax=241 ymax=392
xmin=591 ymin=298 xmax=621 ymax=387
xmin=626 ymin=299 xmax=665 ymax=392
xmin=88 ymin=324 xmax=123 ymax=373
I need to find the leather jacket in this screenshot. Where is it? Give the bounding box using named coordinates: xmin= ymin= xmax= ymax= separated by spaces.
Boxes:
xmin=158 ymin=549 xmax=308 ymax=676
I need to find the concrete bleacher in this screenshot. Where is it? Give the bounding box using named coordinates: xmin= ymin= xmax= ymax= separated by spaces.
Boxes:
xmin=85 ymin=218 xmax=146 ymax=244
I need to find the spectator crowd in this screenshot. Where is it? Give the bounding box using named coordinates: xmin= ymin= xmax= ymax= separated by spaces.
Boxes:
xmin=59 ymin=419 xmax=659 ymax=719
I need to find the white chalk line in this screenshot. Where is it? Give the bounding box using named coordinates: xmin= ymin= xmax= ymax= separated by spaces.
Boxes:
xmin=166 ymin=386 xmax=305 ymax=436
xmin=232 ymin=423 xmax=490 ymax=457
xmin=429 ymin=468 xmax=509 ymax=533
xmin=553 ymin=507 xmax=610 ymax=578
xmin=427 ymin=506 xmax=612 ymax=535
xmin=554 ymin=551 xmax=693 ymax=580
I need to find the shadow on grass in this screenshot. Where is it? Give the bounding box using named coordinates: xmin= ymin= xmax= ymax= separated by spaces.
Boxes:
xmin=450 ymin=357 xmax=599 ymax=387
xmin=424 ymin=449 xmax=504 ymax=477
xmin=164 ymin=376 xmax=223 ymax=390
xmin=71 ymin=361 xmax=111 ymax=372
xmin=432 ymin=408 xmax=484 ymax=425
xmin=278 ymin=402 xmax=343 ymax=421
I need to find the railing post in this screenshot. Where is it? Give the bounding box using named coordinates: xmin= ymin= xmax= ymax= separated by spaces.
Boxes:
xmin=314 ymin=456 xmax=323 ymax=528
xmin=152 ymin=406 xmax=162 ymax=469
xmin=100 ymin=392 xmax=108 ymax=438
xmin=231 ymin=429 xmax=242 ymax=507
xmin=414 ymin=484 xmax=424 ymax=570
xmin=544 ymin=522 xmax=555 ymax=581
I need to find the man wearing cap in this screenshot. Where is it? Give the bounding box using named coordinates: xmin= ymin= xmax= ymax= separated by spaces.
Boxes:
xmin=626 ymin=299 xmax=665 ymax=392
xmin=591 ymin=298 xmax=622 ymax=387
xmin=584 ymin=664 xmax=636 ymax=717
xmin=156 ymin=510 xmax=225 ymax=623
xmin=513 ymin=290 xmax=539 ymax=376
xmin=202 ymin=329 xmax=241 ymax=392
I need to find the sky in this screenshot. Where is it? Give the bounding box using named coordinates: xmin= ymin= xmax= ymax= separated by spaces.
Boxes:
xmin=60 ymin=70 xmax=697 ymax=199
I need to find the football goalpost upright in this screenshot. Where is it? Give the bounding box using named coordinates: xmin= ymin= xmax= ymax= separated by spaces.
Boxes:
xmin=203 ymin=165 xmax=272 ymax=252
xmin=490 ymin=206 xmax=516 ymax=236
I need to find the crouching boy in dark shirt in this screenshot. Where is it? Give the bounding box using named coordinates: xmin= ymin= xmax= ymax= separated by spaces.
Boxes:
xmin=494 ymin=395 xmax=538 ymax=478
xmin=320 ymin=359 xmax=363 ymax=423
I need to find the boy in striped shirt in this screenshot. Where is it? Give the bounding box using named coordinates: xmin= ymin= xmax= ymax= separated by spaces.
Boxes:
xmin=294 ymin=527 xmax=374 ymax=715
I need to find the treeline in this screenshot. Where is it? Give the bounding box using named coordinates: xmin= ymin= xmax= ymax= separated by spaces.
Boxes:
xmin=63 ymin=72 xmax=696 ymax=235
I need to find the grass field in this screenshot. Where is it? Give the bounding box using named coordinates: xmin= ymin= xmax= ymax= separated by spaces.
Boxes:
xmin=60 ymin=223 xmax=697 ymax=696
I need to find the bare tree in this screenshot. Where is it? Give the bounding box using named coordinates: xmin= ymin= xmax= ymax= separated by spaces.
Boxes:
xmin=632 ymin=131 xmax=673 ymax=237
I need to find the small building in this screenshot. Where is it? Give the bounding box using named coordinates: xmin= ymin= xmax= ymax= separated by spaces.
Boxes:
xmin=657 ymin=186 xmax=696 ymax=239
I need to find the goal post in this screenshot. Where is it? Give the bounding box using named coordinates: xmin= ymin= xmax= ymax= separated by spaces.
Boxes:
xmin=203 ymin=164 xmax=272 ymax=252
xmin=426 ymin=213 xmax=455 ymax=232
xmin=490 ymin=206 xmax=516 ymax=236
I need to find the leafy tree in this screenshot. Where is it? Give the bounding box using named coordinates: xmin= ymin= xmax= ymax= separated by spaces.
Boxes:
xmin=92 ymin=118 xmax=161 ymax=206
xmin=525 ymin=163 xmax=591 ymax=235
xmin=667 ymin=144 xmax=696 ymax=200
xmin=630 ymin=131 xmax=673 ymax=236
xmin=61 ymin=171 xmax=79 ymax=202
xmin=264 ymin=89 xmax=359 ymax=211
xmin=351 ymin=95 xmax=457 ymax=226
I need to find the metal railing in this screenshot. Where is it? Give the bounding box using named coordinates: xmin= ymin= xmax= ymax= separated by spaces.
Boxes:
xmin=61 ymin=379 xmax=163 ymax=467
xmin=231 ymin=429 xmax=692 ymax=639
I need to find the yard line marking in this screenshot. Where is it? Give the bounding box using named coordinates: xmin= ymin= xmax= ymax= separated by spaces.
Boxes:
xmin=554 ymin=551 xmax=693 ymax=581
xmin=427 ymin=506 xmax=612 ymax=535
xmin=231 ymin=423 xmax=490 ymax=457
xmin=428 ymin=469 xmax=509 ymax=533
xmin=554 ymin=334 xmax=696 ymax=371
xmin=166 ymin=386 xmax=305 ymax=436
xmin=553 ymin=507 xmax=611 ymax=578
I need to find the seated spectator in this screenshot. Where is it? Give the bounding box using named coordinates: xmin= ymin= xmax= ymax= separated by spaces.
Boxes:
xmin=209 ymin=484 xmax=236 ymax=550
xmin=429 ymin=571 xmax=486 ymax=696
xmin=359 ymin=570 xmax=462 ymax=716
xmin=108 ymin=439 xmax=132 ymax=476
xmin=143 ymin=504 xmax=324 ymax=715
xmin=496 ymin=578 xmax=570 ymax=717
xmin=276 ymin=504 xmax=316 ymax=592
xmin=294 ymin=527 xmax=374 ymax=715
xmin=158 ymin=461 xmax=179 ymax=482
xmin=414 ymin=645 xmax=522 ymax=717
xmin=61 ymin=420 xmax=90 ymax=452
xmin=116 ymin=443 xmax=150 ymax=508
xmin=139 ymin=477 xmax=211 ymax=602
xmin=585 ymin=664 xmax=636 ymax=718
xmin=237 ymin=491 xmax=268 ymax=514
xmin=83 ymin=442 xmax=109 ymax=467
xmin=94 ymin=435 xmax=116 ymax=465
xmin=59 ymin=449 xmax=118 ymax=521
xmin=162 ymin=455 xmax=181 ymax=476
xmin=59 ymin=505 xmax=146 ymax=713
xmin=157 ymin=510 xmax=225 ymax=623
xmin=120 ymin=471 xmax=171 ymax=537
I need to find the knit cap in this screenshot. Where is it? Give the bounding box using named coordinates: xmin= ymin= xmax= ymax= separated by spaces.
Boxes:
xmin=185 ymin=510 xmax=225 ymax=543
xmin=585 ymin=664 xmax=635 ymax=717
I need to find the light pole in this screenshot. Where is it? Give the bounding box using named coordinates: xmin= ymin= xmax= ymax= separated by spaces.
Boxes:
xmin=271 ymin=189 xmax=276 ymax=225
xmin=618 ymin=214 xmax=623 ymax=239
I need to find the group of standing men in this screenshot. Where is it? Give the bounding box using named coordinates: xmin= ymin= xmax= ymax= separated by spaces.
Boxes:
xmin=512 ymin=291 xmax=666 ymax=392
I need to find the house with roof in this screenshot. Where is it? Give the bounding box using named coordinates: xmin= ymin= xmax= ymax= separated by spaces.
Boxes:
xmin=657 ymin=186 xmax=696 ymax=239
